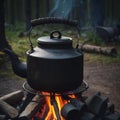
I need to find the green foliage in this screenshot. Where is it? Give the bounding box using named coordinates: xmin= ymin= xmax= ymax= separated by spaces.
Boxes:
xmin=84 ymin=52 xmax=120 ymax=64
xmin=83 ymin=31 xmax=120 ymax=64
xmin=6 ymin=26 xmax=31 ymax=61
xmin=85 ymin=31 xmax=104 ymax=46
xmin=5 ymin=26 xmax=120 ymax=64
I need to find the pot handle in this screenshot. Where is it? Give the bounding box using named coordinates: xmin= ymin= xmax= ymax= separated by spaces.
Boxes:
xmin=28 ymin=17 xmax=81 ymax=53
xmin=30 ymin=17 xmax=78 ymax=28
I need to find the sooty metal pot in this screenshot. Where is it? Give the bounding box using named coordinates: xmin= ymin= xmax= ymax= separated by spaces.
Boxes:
xmin=27 ymin=18 xmax=83 ymax=93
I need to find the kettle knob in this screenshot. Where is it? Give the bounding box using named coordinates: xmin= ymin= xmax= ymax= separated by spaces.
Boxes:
xmin=50 ymin=31 xmax=62 ymax=39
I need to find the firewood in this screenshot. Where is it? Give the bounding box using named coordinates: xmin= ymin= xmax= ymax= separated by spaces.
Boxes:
xmin=19 ymin=94 xmax=45 ymax=119
xmin=0 ymin=90 xmax=24 ymax=105
xmin=0 ymin=100 xmax=18 ymax=119
xmin=80 ymin=44 xmax=117 ymax=57
xmin=19 ymin=93 xmax=35 ymax=114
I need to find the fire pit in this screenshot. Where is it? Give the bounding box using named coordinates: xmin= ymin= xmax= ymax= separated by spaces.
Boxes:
xmin=21 ymin=81 xmax=88 ymax=120
xmin=0 ymin=81 xmax=120 ymax=120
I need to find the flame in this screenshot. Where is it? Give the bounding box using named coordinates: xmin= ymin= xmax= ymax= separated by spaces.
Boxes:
xmin=33 ymin=92 xmax=76 ymax=120
xmin=45 ymin=96 xmax=56 ymax=120
xmin=45 ymin=95 xmax=66 ymax=120
xmin=44 ymin=93 xmax=75 ymax=120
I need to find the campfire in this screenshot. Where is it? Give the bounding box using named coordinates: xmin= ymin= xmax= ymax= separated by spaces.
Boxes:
xmin=33 ymin=92 xmax=76 ymax=120
xmin=1 ymin=18 xmax=120 ymax=120
xmin=20 ymin=81 xmax=89 ymax=120
xmin=0 ymin=81 xmax=120 ymax=120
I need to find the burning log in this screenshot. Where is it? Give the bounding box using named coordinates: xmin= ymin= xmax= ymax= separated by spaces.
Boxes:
xmin=81 ymin=112 xmax=96 ymax=120
xmin=80 ymin=44 xmax=117 ymax=57
xmin=19 ymin=93 xmax=35 ymax=114
xmin=19 ymin=94 xmax=45 ymax=119
xmin=61 ymin=103 xmax=80 ymax=120
xmin=34 ymin=104 xmax=49 ymax=120
xmin=70 ymin=98 xmax=86 ymax=112
xmin=86 ymin=92 xmax=109 ymax=117
xmin=0 ymin=100 xmax=18 ymax=119
xmin=0 ymin=90 xmax=24 ymax=106
xmin=50 ymin=95 xmax=61 ymax=120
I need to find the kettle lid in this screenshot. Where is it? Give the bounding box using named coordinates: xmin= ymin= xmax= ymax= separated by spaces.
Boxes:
xmin=37 ymin=31 xmax=72 ymax=49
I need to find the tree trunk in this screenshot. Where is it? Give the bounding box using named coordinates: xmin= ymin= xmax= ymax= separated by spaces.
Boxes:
xmin=35 ymin=0 xmax=40 ymax=18
xmin=90 ymin=0 xmax=105 ymax=27
xmin=25 ymin=0 xmax=31 ymax=31
xmin=72 ymin=0 xmax=86 ymax=26
xmin=10 ymin=0 xmax=15 ymax=25
xmin=46 ymin=0 xmax=50 ymax=16
xmin=0 ymin=0 xmax=11 ymax=50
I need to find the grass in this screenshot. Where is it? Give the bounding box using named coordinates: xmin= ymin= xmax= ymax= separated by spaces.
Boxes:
xmin=0 ymin=25 xmax=119 ymax=79
xmin=81 ymin=30 xmax=120 ymax=64
xmin=4 ymin=25 xmax=120 ymax=64
xmin=84 ymin=52 xmax=120 ymax=64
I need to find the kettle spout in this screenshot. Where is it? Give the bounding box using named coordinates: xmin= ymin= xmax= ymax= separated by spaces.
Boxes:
xmin=3 ymin=48 xmax=27 ymax=78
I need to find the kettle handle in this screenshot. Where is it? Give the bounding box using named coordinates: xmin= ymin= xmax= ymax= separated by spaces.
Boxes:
xmin=28 ymin=17 xmax=81 ymax=52
xmin=30 ymin=17 xmax=79 ymax=28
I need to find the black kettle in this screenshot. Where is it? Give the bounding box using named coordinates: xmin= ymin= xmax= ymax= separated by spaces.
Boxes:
xmin=27 ymin=18 xmax=83 ymax=93
xmin=4 ymin=18 xmax=83 ymax=93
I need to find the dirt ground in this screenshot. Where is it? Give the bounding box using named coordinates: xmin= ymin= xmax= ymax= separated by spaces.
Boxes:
xmin=84 ymin=62 xmax=120 ymax=112
xmin=0 ymin=61 xmax=120 ymax=111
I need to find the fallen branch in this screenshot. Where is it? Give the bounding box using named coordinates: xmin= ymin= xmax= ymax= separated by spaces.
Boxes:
xmin=0 ymin=90 xmax=24 ymax=106
xmin=80 ymin=44 xmax=117 ymax=57
xmin=19 ymin=94 xmax=45 ymax=119
xmin=0 ymin=100 xmax=18 ymax=119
